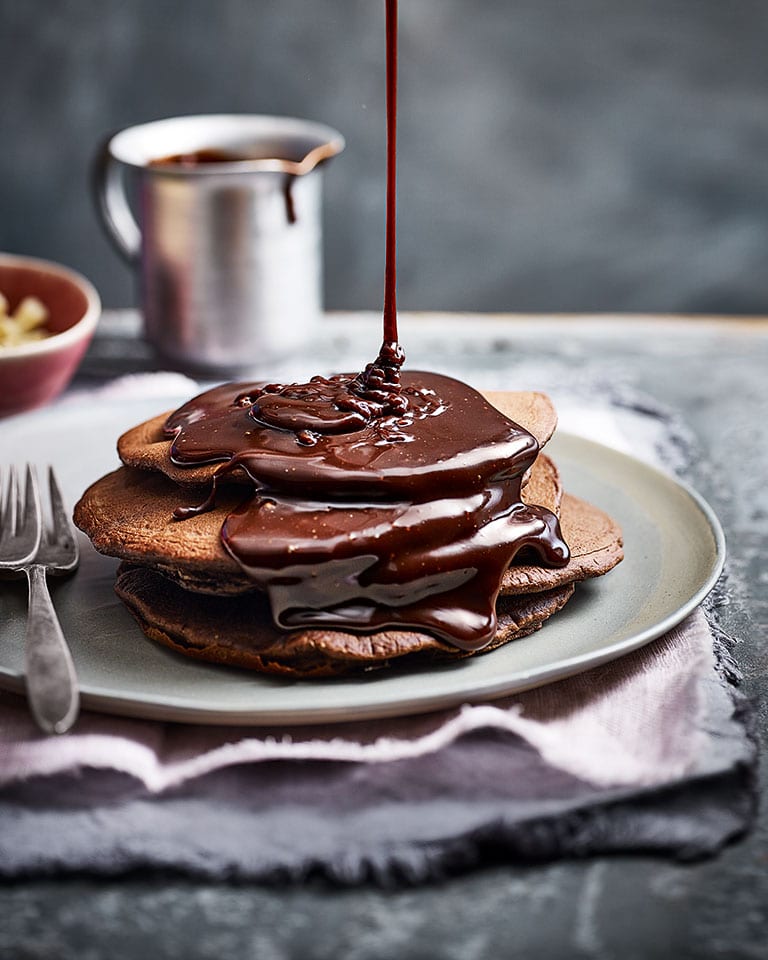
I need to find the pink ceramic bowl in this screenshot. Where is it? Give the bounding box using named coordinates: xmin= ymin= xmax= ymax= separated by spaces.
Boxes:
xmin=0 ymin=253 xmax=101 ymax=418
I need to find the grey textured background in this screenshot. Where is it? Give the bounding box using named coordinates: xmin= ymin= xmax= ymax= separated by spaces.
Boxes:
xmin=3 ymin=0 xmax=768 ymax=314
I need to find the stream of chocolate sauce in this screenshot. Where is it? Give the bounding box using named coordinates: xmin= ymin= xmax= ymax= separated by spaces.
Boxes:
xmin=164 ymin=0 xmax=569 ymax=651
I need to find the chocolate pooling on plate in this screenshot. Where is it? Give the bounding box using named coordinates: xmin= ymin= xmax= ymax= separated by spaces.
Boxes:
xmin=162 ymin=0 xmax=570 ymax=650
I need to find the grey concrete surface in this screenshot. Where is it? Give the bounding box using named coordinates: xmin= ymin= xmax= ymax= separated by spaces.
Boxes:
xmin=3 ymin=0 xmax=768 ymax=314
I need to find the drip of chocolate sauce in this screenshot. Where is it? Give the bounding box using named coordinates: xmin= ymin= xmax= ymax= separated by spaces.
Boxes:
xmin=165 ymin=0 xmax=570 ymax=651
xmin=282 ymin=174 xmax=297 ymax=225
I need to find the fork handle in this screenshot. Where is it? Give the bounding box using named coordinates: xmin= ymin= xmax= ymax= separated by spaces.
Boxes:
xmin=24 ymin=565 xmax=80 ymax=735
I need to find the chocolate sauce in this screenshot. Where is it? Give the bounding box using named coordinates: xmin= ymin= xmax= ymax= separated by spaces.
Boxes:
xmin=150 ymin=151 xmax=300 ymax=225
xmin=164 ymin=0 xmax=570 ymax=651
xmin=165 ymin=373 xmax=568 ymax=650
xmin=383 ymin=0 xmax=399 ymax=344
xmin=149 ymin=148 xmax=251 ymax=166
xmin=282 ymin=174 xmax=297 ymax=224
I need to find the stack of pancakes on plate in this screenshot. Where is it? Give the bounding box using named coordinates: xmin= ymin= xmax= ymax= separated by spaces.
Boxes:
xmin=74 ymin=389 xmax=623 ymax=677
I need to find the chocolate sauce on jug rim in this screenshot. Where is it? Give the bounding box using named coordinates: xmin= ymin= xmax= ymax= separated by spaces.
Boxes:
xmin=165 ymin=0 xmax=570 ymax=651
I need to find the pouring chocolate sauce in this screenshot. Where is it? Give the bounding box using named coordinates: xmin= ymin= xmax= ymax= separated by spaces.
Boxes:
xmin=164 ymin=0 xmax=569 ymax=650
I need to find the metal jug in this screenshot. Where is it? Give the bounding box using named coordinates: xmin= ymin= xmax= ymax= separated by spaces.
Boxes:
xmin=94 ymin=114 xmax=344 ymax=374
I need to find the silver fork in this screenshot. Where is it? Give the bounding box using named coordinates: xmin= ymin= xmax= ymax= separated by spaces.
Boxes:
xmin=1 ymin=465 xmax=80 ymax=734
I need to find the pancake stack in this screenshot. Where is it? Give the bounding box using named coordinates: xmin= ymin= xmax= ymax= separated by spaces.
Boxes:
xmin=74 ymin=385 xmax=623 ymax=677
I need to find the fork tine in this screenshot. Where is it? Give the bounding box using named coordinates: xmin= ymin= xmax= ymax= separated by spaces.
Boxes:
xmin=25 ymin=463 xmax=43 ymax=547
xmin=4 ymin=465 xmax=19 ymax=535
xmin=48 ymin=466 xmax=79 ymax=558
xmin=0 ymin=466 xmax=7 ymax=533
xmin=12 ymin=465 xmax=24 ymax=536
xmin=47 ymin=466 xmax=76 ymax=545
xmin=23 ymin=464 xmax=42 ymax=544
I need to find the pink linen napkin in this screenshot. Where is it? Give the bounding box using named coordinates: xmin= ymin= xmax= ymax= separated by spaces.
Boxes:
xmin=0 ymin=609 xmax=719 ymax=794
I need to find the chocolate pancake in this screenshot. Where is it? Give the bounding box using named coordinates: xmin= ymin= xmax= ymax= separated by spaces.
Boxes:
xmin=74 ymin=453 xmax=562 ymax=592
xmin=105 ymin=373 xmax=577 ymax=651
xmin=115 ymin=563 xmax=576 ymax=678
xmin=116 ymin=389 xmax=560 ymax=488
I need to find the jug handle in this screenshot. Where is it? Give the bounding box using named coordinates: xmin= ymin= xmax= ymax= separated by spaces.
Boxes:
xmin=92 ymin=137 xmax=141 ymax=263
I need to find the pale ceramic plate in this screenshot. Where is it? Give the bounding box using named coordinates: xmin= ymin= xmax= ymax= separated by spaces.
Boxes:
xmin=0 ymin=397 xmax=725 ymax=725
